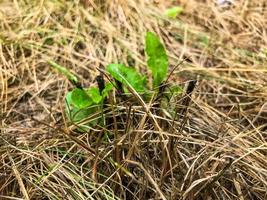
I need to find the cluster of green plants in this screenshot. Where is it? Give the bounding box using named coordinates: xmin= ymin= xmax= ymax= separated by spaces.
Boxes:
xmin=49 ymin=32 xmax=182 ymax=128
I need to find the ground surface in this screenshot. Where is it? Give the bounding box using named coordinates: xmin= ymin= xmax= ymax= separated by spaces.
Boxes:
xmin=0 ymin=0 xmax=267 ymax=199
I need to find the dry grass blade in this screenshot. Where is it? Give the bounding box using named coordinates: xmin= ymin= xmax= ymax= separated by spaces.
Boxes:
xmin=7 ymin=151 xmax=30 ymax=200
xmin=125 ymin=160 xmax=167 ymax=200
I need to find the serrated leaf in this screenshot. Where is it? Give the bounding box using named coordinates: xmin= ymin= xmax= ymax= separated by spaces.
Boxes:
xmin=145 ymin=32 xmax=169 ymax=88
xmin=71 ymin=88 xmax=93 ymax=109
xmin=86 ymin=87 xmax=102 ymax=104
xmin=165 ymin=6 xmax=183 ymax=18
xmin=106 ymin=64 xmax=147 ymax=92
xmin=48 ymin=60 xmax=78 ymax=84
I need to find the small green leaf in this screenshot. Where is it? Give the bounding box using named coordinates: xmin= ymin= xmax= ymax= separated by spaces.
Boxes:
xmin=73 ymin=106 xmax=98 ymax=123
xmin=145 ymin=32 xmax=169 ymax=88
xmin=165 ymin=6 xmax=183 ymax=18
xmin=48 ymin=60 xmax=78 ymax=84
xmin=169 ymin=85 xmax=183 ymax=96
xmin=65 ymin=90 xmax=100 ymax=130
xmin=65 ymin=91 xmax=72 ymax=116
xmin=66 ymin=91 xmax=73 ymax=106
xmin=102 ymin=82 xmax=114 ymax=97
xmin=71 ymin=88 xmax=93 ymax=109
xmin=86 ymin=87 xmax=102 ymax=104
xmin=106 ymin=64 xmax=147 ymax=92
xmin=160 ymin=85 xmax=183 ymax=105
xmin=66 ymin=106 xmax=100 ymax=131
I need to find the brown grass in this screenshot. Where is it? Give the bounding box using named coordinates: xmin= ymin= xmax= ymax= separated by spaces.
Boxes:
xmin=1 ymin=0 xmax=267 ymax=199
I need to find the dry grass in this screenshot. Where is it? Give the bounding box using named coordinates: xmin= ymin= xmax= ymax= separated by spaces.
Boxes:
xmin=0 ymin=0 xmax=267 ymax=199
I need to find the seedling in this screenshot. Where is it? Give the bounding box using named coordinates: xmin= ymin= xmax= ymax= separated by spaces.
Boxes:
xmin=49 ymin=32 xmax=182 ymax=130
xmin=164 ymin=6 xmax=183 ymax=19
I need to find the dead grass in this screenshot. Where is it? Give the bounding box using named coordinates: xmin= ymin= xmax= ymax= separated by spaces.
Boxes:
xmin=0 ymin=0 xmax=267 ymax=199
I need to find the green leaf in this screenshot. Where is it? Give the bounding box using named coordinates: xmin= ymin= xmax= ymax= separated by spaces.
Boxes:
xmin=106 ymin=64 xmax=147 ymax=92
xmin=48 ymin=60 xmax=78 ymax=84
xmin=71 ymin=88 xmax=93 ymax=109
xmin=74 ymin=106 xmax=99 ymax=123
xmin=102 ymin=82 xmax=114 ymax=97
xmin=145 ymin=32 xmax=169 ymax=88
xmin=165 ymin=6 xmax=183 ymax=18
xmin=65 ymin=91 xmax=73 ymax=118
xmin=169 ymin=85 xmax=183 ymax=96
xmin=65 ymin=91 xmax=100 ymax=130
xmin=66 ymin=91 xmax=72 ymax=106
xmin=86 ymin=87 xmax=102 ymax=104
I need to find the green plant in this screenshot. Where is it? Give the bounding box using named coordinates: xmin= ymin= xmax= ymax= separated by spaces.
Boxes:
xmin=64 ymin=83 xmax=113 ymax=129
xmin=106 ymin=32 xmax=170 ymax=90
xmin=106 ymin=63 xmax=147 ymax=93
xmin=164 ymin=6 xmax=183 ymax=19
xmin=146 ymin=32 xmax=169 ymax=88
xmin=49 ymin=32 xmax=182 ymax=129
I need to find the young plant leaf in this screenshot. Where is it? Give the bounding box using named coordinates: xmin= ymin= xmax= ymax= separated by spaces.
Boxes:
xmin=145 ymin=32 xmax=169 ymax=88
xmin=65 ymin=91 xmax=99 ymax=129
xmin=86 ymin=87 xmax=102 ymax=104
xmin=106 ymin=64 xmax=147 ymax=92
xmin=48 ymin=60 xmax=78 ymax=84
xmin=165 ymin=6 xmax=183 ymax=18
xmin=102 ymin=82 xmax=114 ymax=98
xmin=169 ymin=85 xmax=183 ymax=96
xmin=71 ymin=88 xmax=93 ymax=109
xmin=65 ymin=82 xmax=114 ymax=127
xmin=65 ymin=91 xmax=73 ymax=106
